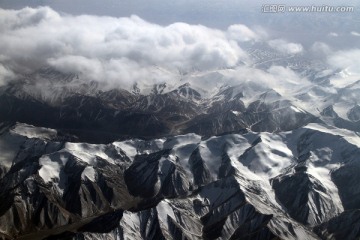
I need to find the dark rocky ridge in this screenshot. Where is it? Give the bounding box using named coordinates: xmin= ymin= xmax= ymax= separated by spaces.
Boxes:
xmin=0 ymin=121 xmax=359 ymax=239
xmin=0 ymin=69 xmax=318 ymax=143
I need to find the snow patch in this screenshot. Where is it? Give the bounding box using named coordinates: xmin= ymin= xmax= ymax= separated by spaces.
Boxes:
xmin=11 ymin=123 xmax=57 ymax=140
xmin=333 ymin=102 xmax=353 ymax=121
xmin=290 ymin=106 xmax=304 ymax=113
xmin=157 ymin=200 xmax=176 ymax=224
xmin=307 ymin=163 xmax=344 ymax=212
xmin=64 ymin=142 xmax=115 ymax=164
xmin=164 ymin=133 xmax=201 ymax=174
xmin=81 ymin=166 xmax=96 ymax=181
xmin=231 ymin=110 xmax=241 ymax=116
xmin=38 ymin=152 xmax=69 ymax=194
xmin=113 ymin=138 xmax=165 ymax=160
xmin=304 ymin=123 xmax=360 ymax=148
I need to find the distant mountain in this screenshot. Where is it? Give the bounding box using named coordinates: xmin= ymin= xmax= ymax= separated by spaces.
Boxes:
xmin=0 ymin=64 xmax=327 ymax=143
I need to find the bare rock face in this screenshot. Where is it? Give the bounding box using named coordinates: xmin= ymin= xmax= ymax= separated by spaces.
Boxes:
xmin=314 ymin=210 xmax=360 ymax=240
xmin=272 ymin=170 xmax=341 ymax=226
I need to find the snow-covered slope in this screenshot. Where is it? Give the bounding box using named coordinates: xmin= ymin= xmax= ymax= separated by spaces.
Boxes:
xmin=0 ymin=122 xmax=359 ymax=239
xmin=0 ymin=54 xmax=359 ymax=239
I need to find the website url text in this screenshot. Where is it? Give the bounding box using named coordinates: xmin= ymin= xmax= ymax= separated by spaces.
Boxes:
xmin=262 ymin=5 xmax=355 ymax=13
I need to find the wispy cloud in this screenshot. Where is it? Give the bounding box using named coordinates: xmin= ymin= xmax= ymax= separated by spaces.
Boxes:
xmin=226 ymin=24 xmax=266 ymax=42
xmin=268 ymin=39 xmax=303 ymax=55
xmin=351 ymin=31 xmax=360 ymax=37
xmin=328 ymin=49 xmax=360 ymax=75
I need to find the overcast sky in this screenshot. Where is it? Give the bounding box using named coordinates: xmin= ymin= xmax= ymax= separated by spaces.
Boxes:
xmin=0 ymin=0 xmax=359 ymax=27
xmin=1 ymin=0 xmax=359 ymax=45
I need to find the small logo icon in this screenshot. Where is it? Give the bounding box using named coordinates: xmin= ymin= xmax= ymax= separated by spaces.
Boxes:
xmin=262 ymin=4 xmax=286 ymax=13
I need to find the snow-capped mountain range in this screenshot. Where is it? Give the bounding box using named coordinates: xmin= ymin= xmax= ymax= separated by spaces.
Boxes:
xmin=0 ymin=47 xmax=360 ymax=240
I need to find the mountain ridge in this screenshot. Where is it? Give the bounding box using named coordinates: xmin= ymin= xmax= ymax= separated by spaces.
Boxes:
xmin=0 ymin=121 xmax=359 ymax=239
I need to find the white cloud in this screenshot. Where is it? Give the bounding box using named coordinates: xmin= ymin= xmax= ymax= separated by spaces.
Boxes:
xmin=328 ymin=32 xmax=339 ymax=37
xmin=328 ymin=49 xmax=360 ymax=75
xmin=310 ymin=42 xmax=333 ymax=57
xmin=351 ymin=31 xmax=360 ymax=37
xmin=0 ymin=63 xmax=15 ymax=86
xmin=227 ymin=24 xmax=265 ymax=42
xmin=0 ymin=6 xmax=317 ymax=94
xmin=0 ymin=7 xmax=251 ymax=88
xmin=268 ymin=39 xmax=303 ymax=55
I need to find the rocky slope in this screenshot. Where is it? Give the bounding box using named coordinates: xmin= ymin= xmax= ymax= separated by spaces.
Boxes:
xmin=0 ymin=67 xmax=323 ymax=143
xmin=0 ymin=59 xmax=359 ymax=239
xmin=0 ymin=121 xmax=359 ymax=240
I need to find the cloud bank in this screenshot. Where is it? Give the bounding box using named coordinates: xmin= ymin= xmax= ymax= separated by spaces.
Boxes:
xmin=0 ymin=6 xmax=358 ymax=93
xmin=0 ymin=6 xmax=263 ymax=88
